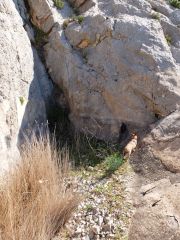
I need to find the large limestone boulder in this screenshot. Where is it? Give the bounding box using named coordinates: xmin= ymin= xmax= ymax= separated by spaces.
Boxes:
xmin=131 ymin=109 xmax=180 ymax=178
xmin=26 ymin=0 xmax=180 ymax=139
xmin=0 ymin=0 xmax=52 ymax=172
xmin=21 ymin=1 xmax=180 ymax=239
xmin=129 ymin=109 xmax=180 ymax=240
xmin=149 ymin=110 xmax=180 ymax=173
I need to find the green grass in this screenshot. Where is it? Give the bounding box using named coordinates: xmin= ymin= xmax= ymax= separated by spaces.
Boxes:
xmin=47 ymin=101 xmax=121 ymax=168
xmin=151 ymin=12 xmax=161 ymax=20
xmin=62 ymin=16 xmax=84 ymax=30
xmin=84 ymin=204 xmax=94 ymax=212
xmin=71 ymin=15 xmax=85 ymax=24
xmin=169 ymin=0 xmax=180 ymax=8
xmin=75 ymin=15 xmax=84 ymax=24
xmin=19 ymin=96 xmax=25 ymax=105
xmin=71 ymin=134 xmax=119 ymax=167
xmin=104 ymin=153 xmax=124 ymax=174
xmin=165 ymin=34 xmax=172 ymax=45
xmin=34 ymin=27 xmax=47 ymax=47
xmin=93 ymin=185 xmax=105 ymax=194
xmin=53 ymin=0 xmax=64 ymax=9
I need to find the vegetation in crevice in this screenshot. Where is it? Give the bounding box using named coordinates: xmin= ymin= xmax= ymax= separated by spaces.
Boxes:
xmin=34 ymin=26 xmax=48 ymax=47
xmin=151 ymin=12 xmax=161 ymax=20
xmin=19 ymin=96 xmax=25 ymax=105
xmin=169 ymin=0 xmax=180 ymax=8
xmin=53 ymin=0 xmax=65 ymax=9
xmin=74 ymin=15 xmax=84 ymax=24
xmin=63 ymin=15 xmax=84 ymax=30
xmin=165 ymin=34 xmax=172 ymax=45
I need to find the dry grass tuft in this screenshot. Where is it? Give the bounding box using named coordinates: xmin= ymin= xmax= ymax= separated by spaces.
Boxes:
xmin=0 ymin=134 xmax=79 ymax=240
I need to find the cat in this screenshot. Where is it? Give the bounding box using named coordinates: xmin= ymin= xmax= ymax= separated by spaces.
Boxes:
xmin=123 ymin=133 xmax=137 ymax=160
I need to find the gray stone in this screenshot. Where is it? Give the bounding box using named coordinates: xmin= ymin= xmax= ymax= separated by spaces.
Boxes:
xmin=170 ymin=9 xmax=180 ymax=25
xmin=0 ymin=0 xmax=52 ymax=172
xmin=148 ymin=110 xmax=180 ymax=173
xmin=20 ymin=1 xmax=180 ymax=240
xmin=27 ymin=0 xmax=180 ymax=140
xmin=171 ymin=46 xmax=180 ymax=64
xmin=102 ymin=223 xmax=111 ymax=232
xmin=148 ymin=0 xmax=174 ymax=17
xmin=129 ymin=179 xmax=180 ymax=240
xmin=132 ymin=109 xmax=180 ymax=176
xmin=89 ymin=225 xmax=100 ymax=237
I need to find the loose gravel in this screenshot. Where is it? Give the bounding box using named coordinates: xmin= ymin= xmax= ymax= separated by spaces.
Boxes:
xmin=59 ymin=162 xmax=135 ymax=240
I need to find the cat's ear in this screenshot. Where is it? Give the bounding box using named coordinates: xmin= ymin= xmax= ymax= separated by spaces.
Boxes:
xmin=131 ymin=133 xmax=137 ymax=138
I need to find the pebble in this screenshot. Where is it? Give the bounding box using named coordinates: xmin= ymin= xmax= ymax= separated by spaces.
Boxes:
xmin=102 ymin=223 xmax=111 ymax=232
xmin=98 ymin=216 xmax=104 ymax=226
xmin=59 ymin=168 xmax=134 ymax=240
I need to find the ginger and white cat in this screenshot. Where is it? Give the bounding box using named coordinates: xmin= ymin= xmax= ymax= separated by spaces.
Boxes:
xmin=123 ymin=133 xmax=137 ymax=160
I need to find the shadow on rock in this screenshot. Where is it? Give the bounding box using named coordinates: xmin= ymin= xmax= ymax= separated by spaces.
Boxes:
xmin=17 ymin=47 xmax=53 ymax=147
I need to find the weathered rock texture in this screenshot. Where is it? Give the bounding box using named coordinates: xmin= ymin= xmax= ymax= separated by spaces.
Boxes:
xmin=128 ymin=107 xmax=180 ymax=239
xmin=25 ymin=0 xmax=180 ymax=238
xmin=146 ymin=110 xmax=180 ymax=173
xmin=0 ymin=0 xmax=52 ymax=172
xmin=1 ymin=0 xmax=180 ymax=239
xmin=129 ymin=178 xmax=180 ymax=240
xmin=26 ymin=0 xmax=180 ymax=140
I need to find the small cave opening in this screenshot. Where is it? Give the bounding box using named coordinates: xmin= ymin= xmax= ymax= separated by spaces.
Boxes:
xmin=46 ymin=89 xmax=73 ymax=149
xmin=118 ymin=123 xmax=129 ymax=143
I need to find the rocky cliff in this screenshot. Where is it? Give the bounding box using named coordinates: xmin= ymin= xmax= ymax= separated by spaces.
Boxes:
xmin=26 ymin=0 xmax=180 ymax=140
xmin=0 ymin=0 xmax=52 ymax=172
xmin=25 ymin=0 xmax=180 ymax=239
xmin=0 ymin=0 xmax=180 ymax=239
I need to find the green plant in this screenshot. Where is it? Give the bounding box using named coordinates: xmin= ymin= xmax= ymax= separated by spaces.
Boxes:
xmin=93 ymin=185 xmax=105 ymax=194
xmin=34 ymin=27 xmax=47 ymax=46
xmin=71 ymin=133 xmax=119 ymax=167
xmin=71 ymin=15 xmax=84 ymax=24
xmin=53 ymin=0 xmax=64 ymax=9
xmin=151 ymin=12 xmax=161 ymax=20
xmin=85 ymin=204 xmax=94 ymax=212
xmin=19 ymin=96 xmax=25 ymax=105
xmin=76 ymin=15 xmax=84 ymax=24
xmin=169 ymin=0 xmax=180 ymax=8
xmin=62 ymin=15 xmax=84 ymax=31
xmin=165 ymin=34 xmax=172 ymax=45
xmin=47 ymin=101 xmax=120 ymax=167
xmin=63 ymin=19 xmax=69 ymax=29
xmin=104 ymin=153 xmax=124 ymax=174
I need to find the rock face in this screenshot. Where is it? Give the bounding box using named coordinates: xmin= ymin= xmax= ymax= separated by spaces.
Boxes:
xmin=25 ymin=0 xmax=180 ymax=238
xmin=131 ymin=109 xmax=180 ymax=178
xmin=147 ymin=109 xmax=180 ymax=173
xmin=128 ymin=109 xmax=180 ymax=239
xmin=26 ymin=0 xmax=180 ymax=139
xmin=129 ymin=178 xmax=180 ymax=240
xmin=0 ymin=0 xmax=180 ymax=239
xmin=0 ymin=0 xmax=52 ymax=172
